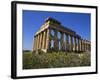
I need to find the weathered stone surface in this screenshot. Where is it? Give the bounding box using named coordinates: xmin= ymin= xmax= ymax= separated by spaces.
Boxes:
xmin=33 ymin=17 xmax=91 ymax=53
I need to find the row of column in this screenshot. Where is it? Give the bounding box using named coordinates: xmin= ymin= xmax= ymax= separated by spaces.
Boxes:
xmin=33 ymin=28 xmax=50 ymax=51
xmin=48 ymin=29 xmax=91 ymax=52
xmin=69 ymin=36 xmax=91 ymax=52
xmin=33 ymin=28 xmax=91 ymax=52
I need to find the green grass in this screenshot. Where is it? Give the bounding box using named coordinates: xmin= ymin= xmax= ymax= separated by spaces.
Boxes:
xmin=23 ymin=51 xmax=91 ymax=69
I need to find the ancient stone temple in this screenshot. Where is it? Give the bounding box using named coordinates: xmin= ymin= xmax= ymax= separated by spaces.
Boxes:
xmin=33 ymin=17 xmax=91 ymax=53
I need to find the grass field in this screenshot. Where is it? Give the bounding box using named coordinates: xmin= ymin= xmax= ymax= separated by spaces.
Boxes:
xmin=23 ymin=51 xmax=91 ymax=69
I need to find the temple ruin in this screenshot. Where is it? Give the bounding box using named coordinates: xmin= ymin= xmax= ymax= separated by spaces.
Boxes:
xmin=33 ymin=17 xmax=91 ymax=53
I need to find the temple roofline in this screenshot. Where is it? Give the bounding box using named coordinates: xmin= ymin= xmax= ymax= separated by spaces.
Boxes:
xmin=45 ymin=17 xmax=61 ymax=25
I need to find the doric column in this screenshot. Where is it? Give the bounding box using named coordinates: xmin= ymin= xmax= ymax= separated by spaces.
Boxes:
xmin=38 ymin=33 xmax=41 ymax=49
xmin=42 ymin=30 xmax=46 ymax=49
xmin=76 ymin=38 xmax=78 ymax=52
xmin=84 ymin=40 xmax=86 ymax=51
xmin=88 ymin=42 xmax=91 ymax=51
xmin=46 ymin=28 xmax=51 ymax=51
xmin=66 ymin=34 xmax=69 ymax=51
xmin=86 ymin=43 xmax=88 ymax=51
xmin=87 ymin=44 xmax=89 ymax=51
xmin=86 ymin=40 xmax=88 ymax=51
xmin=79 ymin=38 xmax=81 ymax=52
xmin=81 ymin=39 xmax=83 ymax=52
xmin=80 ymin=39 xmax=82 ymax=51
xmin=86 ymin=41 xmax=87 ymax=51
xmin=80 ymin=39 xmax=82 ymax=52
xmin=87 ymin=42 xmax=88 ymax=51
xmin=88 ymin=42 xmax=90 ymax=51
xmin=61 ymin=32 xmax=64 ymax=51
xmin=74 ymin=36 xmax=77 ymax=52
xmin=37 ymin=34 xmax=39 ymax=49
xmin=36 ymin=35 xmax=39 ymax=49
xmin=89 ymin=43 xmax=91 ymax=51
xmin=83 ymin=40 xmax=85 ymax=52
xmin=54 ymin=30 xmax=58 ymax=51
xmin=79 ymin=39 xmax=81 ymax=52
xmin=38 ymin=34 xmax=41 ymax=49
xmin=85 ymin=40 xmax=87 ymax=51
xmin=70 ymin=35 xmax=73 ymax=51
xmin=33 ymin=36 xmax=36 ymax=51
xmin=82 ymin=39 xmax=84 ymax=52
xmin=77 ymin=38 xmax=80 ymax=52
xmin=87 ymin=43 xmax=89 ymax=51
xmin=88 ymin=44 xmax=90 ymax=51
xmin=40 ymin=32 xmax=43 ymax=49
xmin=87 ymin=42 xmax=89 ymax=51
xmin=34 ymin=35 xmax=37 ymax=49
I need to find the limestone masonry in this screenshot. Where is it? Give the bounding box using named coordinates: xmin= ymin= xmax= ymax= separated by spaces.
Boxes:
xmin=33 ymin=17 xmax=91 ymax=53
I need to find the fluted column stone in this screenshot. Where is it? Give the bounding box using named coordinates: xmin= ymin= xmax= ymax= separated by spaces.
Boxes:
xmin=38 ymin=33 xmax=41 ymax=49
xmin=78 ymin=38 xmax=80 ymax=52
xmin=46 ymin=28 xmax=51 ymax=51
xmin=36 ymin=35 xmax=38 ymax=49
xmin=42 ymin=30 xmax=46 ymax=49
xmin=66 ymin=34 xmax=69 ymax=51
xmin=80 ymin=39 xmax=82 ymax=52
xmin=74 ymin=37 xmax=77 ymax=52
xmin=33 ymin=36 xmax=36 ymax=50
xmin=61 ymin=32 xmax=64 ymax=51
xmin=70 ymin=35 xmax=73 ymax=51
xmin=35 ymin=36 xmax=37 ymax=50
xmin=54 ymin=30 xmax=58 ymax=51
xmin=37 ymin=34 xmax=39 ymax=49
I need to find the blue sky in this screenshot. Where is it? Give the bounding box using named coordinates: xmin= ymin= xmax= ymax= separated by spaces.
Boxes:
xmin=23 ymin=10 xmax=91 ymax=50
